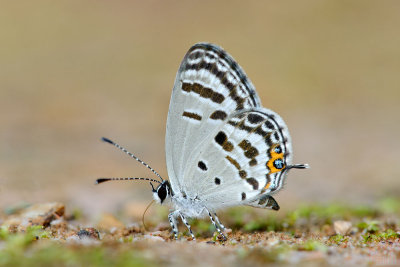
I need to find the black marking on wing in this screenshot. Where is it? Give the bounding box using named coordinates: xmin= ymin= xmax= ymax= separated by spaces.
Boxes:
xmin=214 ymin=131 xmax=234 ymax=152
xmin=246 ymin=178 xmax=259 ymax=190
xmin=183 ymin=43 xmax=259 ymax=108
xmin=182 ymin=111 xmax=202 ymax=121
xmin=258 ymin=195 xmax=280 ymax=210
xmin=225 ymin=156 xmax=241 ymax=170
xmin=198 ymin=161 xmax=208 ymax=171
xmin=238 ymin=139 xmax=259 ymax=167
xmin=247 ymin=113 xmax=264 ymax=124
xmin=181 ymin=82 xmax=225 ymax=104
xmin=227 ymin=111 xmax=289 ymax=165
xmin=210 ymin=110 xmax=227 ymax=120
xmin=239 ymin=170 xmax=247 ymax=178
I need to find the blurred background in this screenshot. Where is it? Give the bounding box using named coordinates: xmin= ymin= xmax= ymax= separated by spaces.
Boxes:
xmin=1 ymin=0 xmax=399 ymax=220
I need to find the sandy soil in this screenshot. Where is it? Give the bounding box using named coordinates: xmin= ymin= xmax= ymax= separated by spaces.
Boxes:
xmin=1 ymin=201 xmax=399 ymax=266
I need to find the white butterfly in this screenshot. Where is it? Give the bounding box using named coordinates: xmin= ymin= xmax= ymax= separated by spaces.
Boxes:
xmin=97 ymin=43 xmax=308 ymax=240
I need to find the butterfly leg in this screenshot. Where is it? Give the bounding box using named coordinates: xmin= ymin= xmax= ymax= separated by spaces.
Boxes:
xmin=213 ymin=212 xmax=225 ymax=231
xmin=168 ymin=211 xmax=179 ymax=240
xmin=179 ymin=213 xmax=196 ymax=240
xmin=206 ymin=210 xmax=227 ymax=240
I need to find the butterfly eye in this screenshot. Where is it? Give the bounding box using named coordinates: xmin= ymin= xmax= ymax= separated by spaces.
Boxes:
xmin=157 ymin=183 xmax=169 ymax=203
xmin=273 ymin=159 xmax=284 ymax=169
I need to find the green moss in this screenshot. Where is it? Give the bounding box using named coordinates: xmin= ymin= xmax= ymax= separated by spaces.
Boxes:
xmin=222 ymin=201 xmax=386 ymax=234
xmin=378 ymin=229 xmax=399 ymax=240
xmin=188 ymin=219 xmax=214 ymax=237
xmin=242 ymin=216 xmax=283 ymax=232
xmin=330 ymin=234 xmax=348 ymax=244
xmin=0 ymin=243 xmax=156 ymax=267
xmin=212 ymin=232 xmax=218 ymax=242
xmin=0 ymin=227 xmax=156 ymax=267
xmin=0 ymin=226 xmax=9 ymax=240
xmin=122 ymin=235 xmax=133 ymax=243
xmin=357 ymin=221 xmax=380 ymax=233
xmin=225 ymin=207 xmax=253 ymax=229
xmin=0 ymin=225 xmax=50 ymax=249
xmin=285 ymin=204 xmax=378 ymax=226
xmin=362 ymin=229 xmax=399 ymax=243
xmin=298 ymin=240 xmax=327 ymax=252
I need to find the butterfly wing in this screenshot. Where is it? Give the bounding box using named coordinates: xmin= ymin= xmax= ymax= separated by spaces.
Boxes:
xmin=246 ymin=195 xmax=280 ymax=210
xmin=166 ymin=43 xmax=261 ymax=194
xmin=182 ymin=108 xmax=293 ymax=211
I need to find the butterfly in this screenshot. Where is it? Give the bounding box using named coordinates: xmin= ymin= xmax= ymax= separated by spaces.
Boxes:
xmin=97 ymin=43 xmax=308 ymax=240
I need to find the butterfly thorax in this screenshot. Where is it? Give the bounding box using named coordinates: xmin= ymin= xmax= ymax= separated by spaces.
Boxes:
xmin=171 ymin=193 xmax=208 ymax=218
xmin=152 ymin=180 xmax=207 ymax=218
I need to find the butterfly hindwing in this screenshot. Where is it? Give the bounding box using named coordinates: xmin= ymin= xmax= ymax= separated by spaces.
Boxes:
xmin=246 ymin=195 xmax=280 ymax=210
xmin=166 ymin=43 xmax=262 ymax=193
xmin=181 ymin=109 xmax=292 ymax=210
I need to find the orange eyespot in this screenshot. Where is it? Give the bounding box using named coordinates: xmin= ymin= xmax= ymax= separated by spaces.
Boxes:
xmin=266 ymin=144 xmax=285 ymax=173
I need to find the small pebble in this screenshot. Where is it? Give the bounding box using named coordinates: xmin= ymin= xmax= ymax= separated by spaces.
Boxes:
xmin=2 ymin=202 xmax=64 ymax=231
xmin=334 ymin=220 xmax=353 ymax=235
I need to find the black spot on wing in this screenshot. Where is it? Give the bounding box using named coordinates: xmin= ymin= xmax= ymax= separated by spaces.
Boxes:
xmin=244 ymin=147 xmax=259 ymax=158
xmin=238 ymin=140 xmax=251 ymax=150
xmin=210 ymin=110 xmax=227 ymax=120
xmin=215 ymin=131 xmax=227 ymax=145
xmin=247 ymin=113 xmax=264 ymax=124
xmin=239 ymin=170 xmax=247 ymax=178
xmin=198 ymin=161 xmax=207 ymax=171
xmin=265 ymin=120 xmax=275 ymax=130
xmin=246 ymin=178 xmax=259 ymax=190
xmin=249 ymin=158 xmax=257 ymax=166
xmin=274 ymin=132 xmax=280 ymax=141
xmin=222 ymin=141 xmax=234 ymax=152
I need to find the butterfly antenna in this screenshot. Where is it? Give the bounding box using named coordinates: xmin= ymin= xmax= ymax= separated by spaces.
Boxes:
xmin=287 ymin=163 xmax=310 ymax=170
xmin=101 ymin=137 xmax=164 ymax=182
xmin=96 ymin=177 xmax=162 ymax=185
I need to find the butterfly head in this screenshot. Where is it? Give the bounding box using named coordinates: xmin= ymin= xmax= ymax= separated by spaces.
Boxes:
xmin=152 ymin=180 xmax=172 ymax=204
xmin=98 ymin=137 xmax=173 ymax=203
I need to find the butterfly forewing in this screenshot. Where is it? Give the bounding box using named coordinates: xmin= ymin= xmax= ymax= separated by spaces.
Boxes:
xmin=166 ymin=43 xmax=262 ymax=193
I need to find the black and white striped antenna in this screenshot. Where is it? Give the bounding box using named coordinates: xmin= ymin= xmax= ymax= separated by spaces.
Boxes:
xmin=97 ymin=137 xmax=164 ymax=184
xmin=96 ymin=177 xmax=161 ymax=185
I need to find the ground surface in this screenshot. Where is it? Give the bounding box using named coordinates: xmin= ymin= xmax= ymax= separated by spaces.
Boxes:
xmin=0 ymin=199 xmax=399 ymax=266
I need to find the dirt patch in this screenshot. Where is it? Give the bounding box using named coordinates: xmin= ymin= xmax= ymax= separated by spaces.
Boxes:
xmin=0 ymin=200 xmax=399 ymax=266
